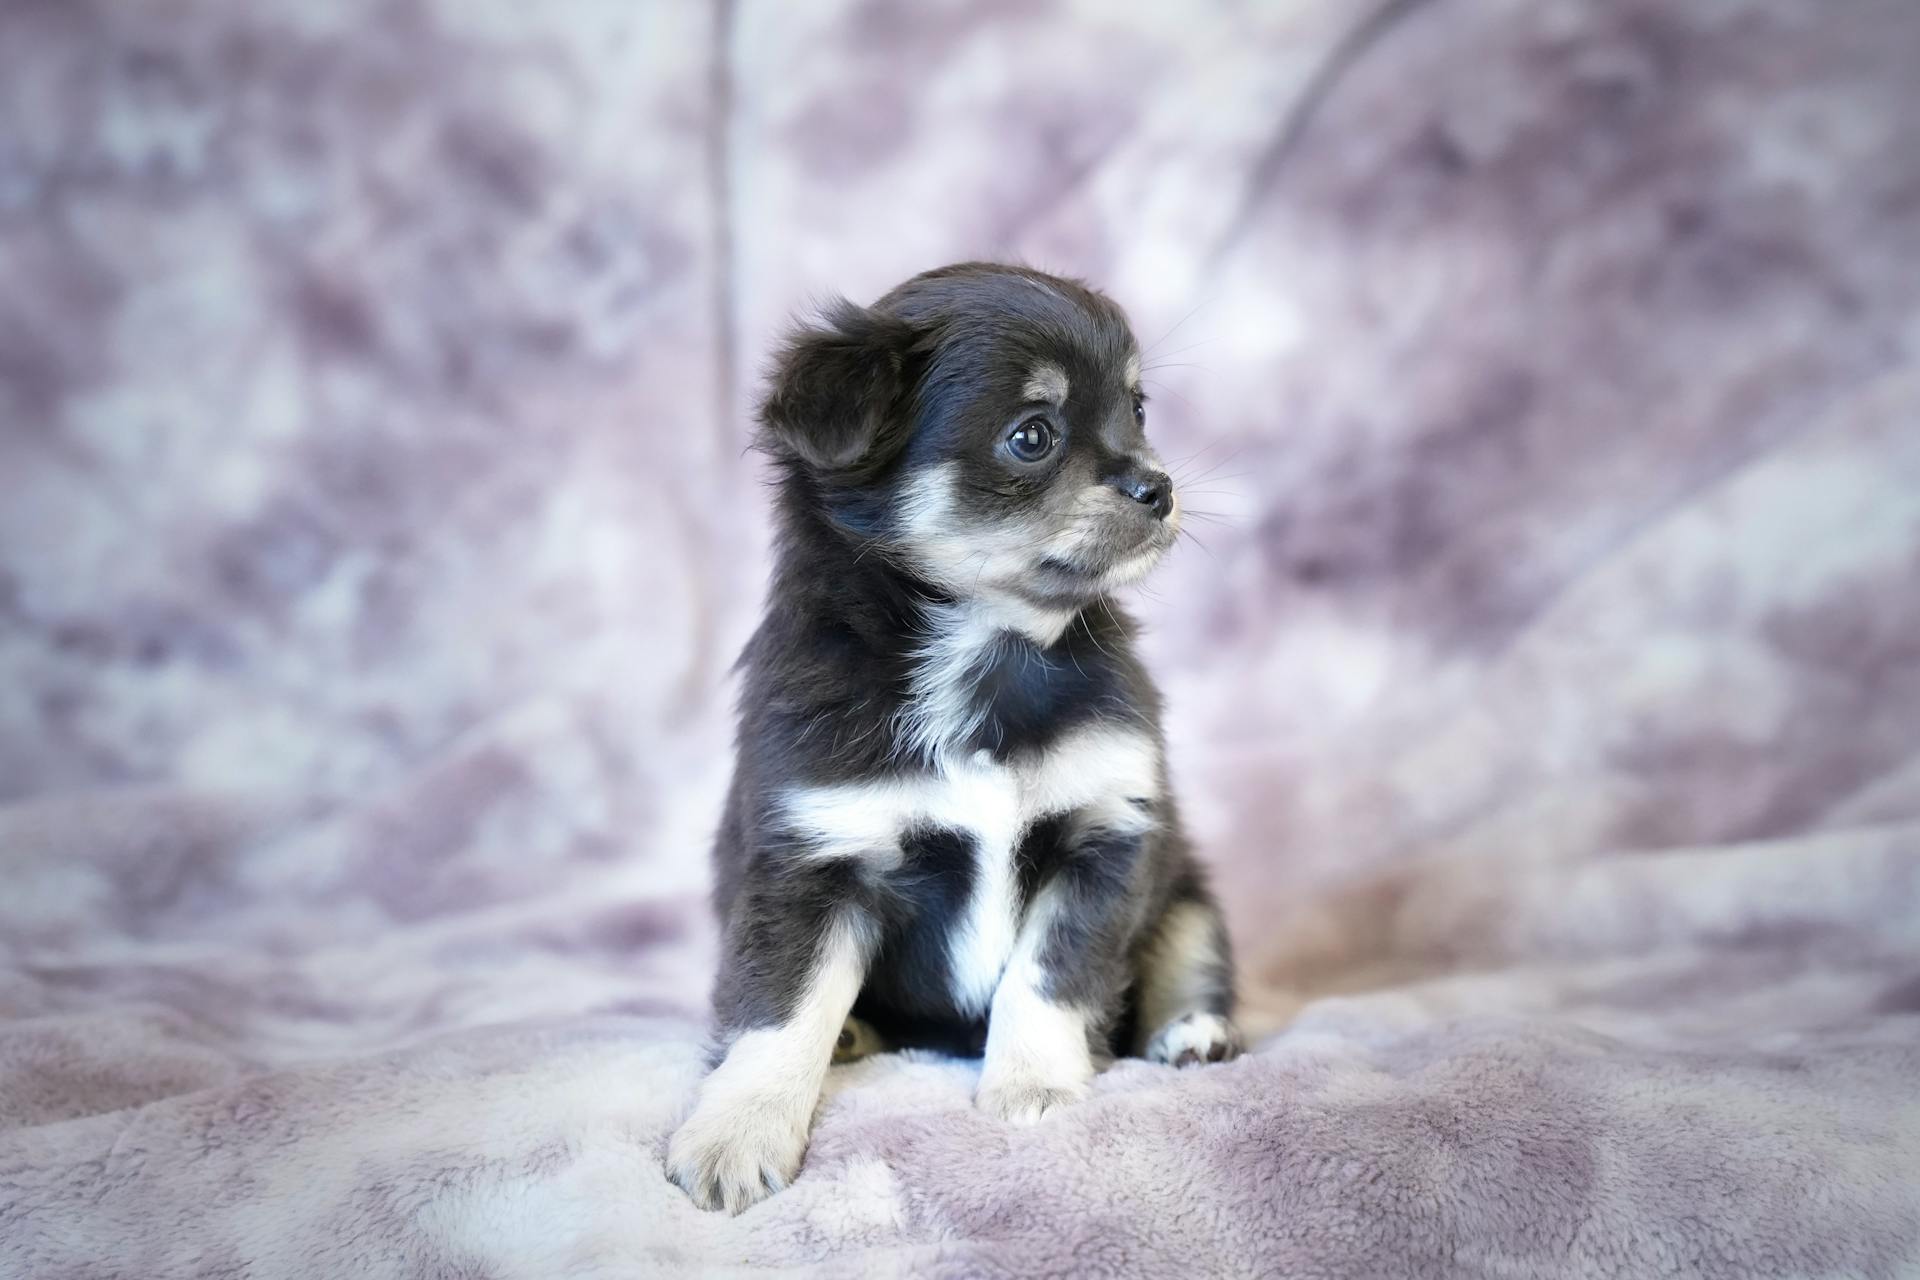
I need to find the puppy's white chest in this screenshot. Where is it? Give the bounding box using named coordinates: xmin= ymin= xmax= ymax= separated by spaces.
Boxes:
xmin=778 ymin=724 xmax=1162 ymax=1011
xmin=935 ymin=756 xmax=1026 ymax=1012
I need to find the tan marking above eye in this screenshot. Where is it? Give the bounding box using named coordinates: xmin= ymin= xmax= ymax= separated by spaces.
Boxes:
xmin=1022 ymin=362 xmax=1070 ymax=405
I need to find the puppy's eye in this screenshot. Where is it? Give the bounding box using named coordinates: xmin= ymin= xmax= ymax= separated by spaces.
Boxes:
xmin=1132 ymin=394 xmax=1147 ymax=427
xmin=1006 ymin=418 xmax=1056 ymax=462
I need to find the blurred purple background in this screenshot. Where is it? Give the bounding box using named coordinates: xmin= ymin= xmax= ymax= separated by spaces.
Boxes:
xmin=6 ymin=0 xmax=1916 ymax=970
xmin=3 ymin=2 xmax=1920 ymax=1270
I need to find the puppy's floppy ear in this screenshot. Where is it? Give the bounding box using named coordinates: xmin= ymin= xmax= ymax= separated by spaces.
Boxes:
xmin=758 ymin=298 xmax=917 ymax=473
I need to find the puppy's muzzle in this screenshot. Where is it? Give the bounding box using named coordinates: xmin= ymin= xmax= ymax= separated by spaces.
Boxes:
xmin=1103 ymin=465 xmax=1174 ymax=521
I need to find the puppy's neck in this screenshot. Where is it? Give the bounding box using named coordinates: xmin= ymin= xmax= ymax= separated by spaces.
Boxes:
xmin=948 ymin=589 xmax=1077 ymax=649
xmin=773 ymin=479 xmax=1085 ymax=648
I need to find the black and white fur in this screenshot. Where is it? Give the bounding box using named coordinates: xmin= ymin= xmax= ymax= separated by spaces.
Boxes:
xmin=667 ymin=263 xmax=1240 ymax=1214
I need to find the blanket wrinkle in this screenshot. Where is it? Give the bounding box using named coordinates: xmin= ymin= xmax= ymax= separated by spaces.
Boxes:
xmin=4 ymin=0 xmax=1920 ymax=1275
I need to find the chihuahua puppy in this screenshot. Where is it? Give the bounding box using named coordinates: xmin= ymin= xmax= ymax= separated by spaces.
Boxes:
xmin=667 ymin=263 xmax=1240 ymax=1213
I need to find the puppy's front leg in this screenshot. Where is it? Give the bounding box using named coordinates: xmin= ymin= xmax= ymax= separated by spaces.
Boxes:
xmin=977 ymin=826 xmax=1139 ymax=1125
xmin=667 ymin=907 xmax=871 ymax=1213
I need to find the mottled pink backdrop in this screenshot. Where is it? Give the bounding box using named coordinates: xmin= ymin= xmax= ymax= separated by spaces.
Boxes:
xmin=3 ymin=1 xmax=1919 ymax=1276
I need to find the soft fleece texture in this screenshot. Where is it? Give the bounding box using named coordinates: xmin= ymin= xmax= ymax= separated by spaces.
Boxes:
xmin=4 ymin=0 xmax=1920 ymax=1276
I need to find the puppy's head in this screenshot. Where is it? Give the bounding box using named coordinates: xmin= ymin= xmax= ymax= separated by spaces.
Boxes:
xmin=759 ymin=263 xmax=1176 ymax=614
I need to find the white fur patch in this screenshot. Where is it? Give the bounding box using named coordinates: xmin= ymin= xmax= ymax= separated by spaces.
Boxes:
xmin=1142 ymin=1010 xmax=1240 ymax=1067
xmin=896 ymin=602 xmax=1012 ymax=765
xmin=896 ymin=466 xmax=1031 ymax=598
xmin=1124 ymin=352 xmax=1142 ymax=390
xmin=1102 ymin=540 xmax=1172 ymax=589
xmin=777 ymin=724 xmax=1161 ymax=1013
xmin=947 ymin=771 xmax=1025 ymax=1013
xmin=1022 ymin=362 xmax=1069 ymax=405
xmin=1020 ymin=724 xmax=1160 ymax=840
xmin=666 ymin=919 xmax=869 ymax=1213
xmin=894 ymin=467 xmax=1075 ymax=660
xmin=897 ymin=596 xmax=1079 ymax=768
xmin=976 ymin=889 xmax=1095 ymax=1123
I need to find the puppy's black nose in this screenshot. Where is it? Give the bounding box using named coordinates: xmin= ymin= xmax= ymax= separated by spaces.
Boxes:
xmin=1112 ymin=469 xmax=1174 ymax=520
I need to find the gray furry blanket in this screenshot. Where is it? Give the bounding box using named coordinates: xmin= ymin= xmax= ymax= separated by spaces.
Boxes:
xmin=3 ymin=0 xmax=1918 ymax=1275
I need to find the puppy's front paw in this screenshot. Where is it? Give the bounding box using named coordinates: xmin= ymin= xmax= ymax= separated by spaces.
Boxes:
xmin=1144 ymin=1011 xmax=1241 ymax=1067
xmin=976 ymin=1075 xmax=1087 ymax=1125
xmin=666 ymin=1096 xmax=809 ymax=1214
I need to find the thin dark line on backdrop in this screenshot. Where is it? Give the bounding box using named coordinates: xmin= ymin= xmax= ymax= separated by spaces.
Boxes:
xmin=1205 ymin=0 xmax=1438 ymax=276
xmin=671 ymin=0 xmax=741 ymax=725
xmin=706 ymin=0 xmax=740 ymax=452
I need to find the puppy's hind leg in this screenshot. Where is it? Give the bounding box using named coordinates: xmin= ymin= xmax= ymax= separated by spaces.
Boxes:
xmin=1133 ymin=880 xmax=1242 ymax=1067
xmin=832 ymin=1015 xmax=887 ymax=1064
